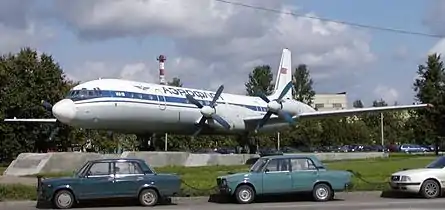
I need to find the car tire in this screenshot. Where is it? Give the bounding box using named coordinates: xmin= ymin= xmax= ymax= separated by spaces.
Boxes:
xmin=420 ymin=179 xmax=441 ymax=199
xmin=234 ymin=185 xmax=255 ymax=204
xmin=312 ymin=183 xmax=333 ymax=202
xmin=139 ymin=188 xmax=159 ymax=206
xmin=52 ymin=190 xmax=75 ymax=209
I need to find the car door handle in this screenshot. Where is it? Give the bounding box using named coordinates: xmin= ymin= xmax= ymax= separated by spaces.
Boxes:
xmin=137 ymin=177 xmax=143 ymax=181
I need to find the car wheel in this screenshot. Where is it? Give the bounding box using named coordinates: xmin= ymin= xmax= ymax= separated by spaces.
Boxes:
xmin=234 ymin=185 xmax=255 ymax=204
xmin=53 ymin=190 xmax=75 ymax=209
xmin=139 ymin=188 xmax=159 ymax=206
xmin=420 ymin=179 xmax=441 ymax=199
xmin=312 ymin=183 xmax=333 ymax=202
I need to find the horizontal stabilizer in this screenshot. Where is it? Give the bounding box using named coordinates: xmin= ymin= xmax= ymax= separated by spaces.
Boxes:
xmin=4 ymin=118 xmax=57 ymax=123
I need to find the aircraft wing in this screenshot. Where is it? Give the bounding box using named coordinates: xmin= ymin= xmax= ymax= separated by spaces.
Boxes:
xmin=297 ymin=104 xmax=431 ymax=119
xmin=243 ymin=103 xmax=432 ymax=126
xmin=3 ymin=118 xmax=57 ymax=123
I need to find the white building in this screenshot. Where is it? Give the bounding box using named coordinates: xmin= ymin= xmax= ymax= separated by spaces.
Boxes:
xmin=311 ymin=92 xmax=347 ymax=111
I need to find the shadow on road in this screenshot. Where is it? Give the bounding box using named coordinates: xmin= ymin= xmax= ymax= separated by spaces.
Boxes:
xmin=380 ymin=190 xmax=424 ymax=199
xmin=36 ymin=198 xmax=176 ymax=209
xmin=208 ymin=193 xmax=344 ymax=204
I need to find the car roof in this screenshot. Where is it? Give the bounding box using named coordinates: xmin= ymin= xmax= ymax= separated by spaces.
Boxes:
xmin=89 ymin=158 xmax=145 ymax=163
xmin=261 ymin=154 xmax=318 ymax=160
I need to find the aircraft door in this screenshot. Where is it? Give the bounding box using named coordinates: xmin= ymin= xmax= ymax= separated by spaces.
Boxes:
xmin=155 ymin=89 xmax=166 ymax=110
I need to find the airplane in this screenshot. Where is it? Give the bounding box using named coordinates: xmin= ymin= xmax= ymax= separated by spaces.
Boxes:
xmin=4 ymin=48 xmax=432 ymax=139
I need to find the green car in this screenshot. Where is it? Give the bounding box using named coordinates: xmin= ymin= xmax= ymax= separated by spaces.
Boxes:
xmin=216 ymin=154 xmax=353 ymax=204
xmin=37 ymin=158 xmax=181 ymax=209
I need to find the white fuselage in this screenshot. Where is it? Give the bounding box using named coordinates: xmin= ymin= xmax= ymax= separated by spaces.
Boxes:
xmin=51 ymin=78 xmax=316 ymax=135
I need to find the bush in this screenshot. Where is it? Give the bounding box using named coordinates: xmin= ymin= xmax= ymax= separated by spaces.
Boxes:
xmin=0 ymin=184 xmax=36 ymax=201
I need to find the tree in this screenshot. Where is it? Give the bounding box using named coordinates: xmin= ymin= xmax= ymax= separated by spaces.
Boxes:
xmin=0 ymin=48 xmax=76 ymax=161
xmin=413 ymin=53 xmax=445 ymax=155
xmin=168 ymin=77 xmax=183 ymax=87
xmin=245 ymin=65 xmax=274 ymax=96
xmin=293 ymin=64 xmax=315 ymax=105
xmin=290 ymin=64 xmax=319 ymax=147
xmin=353 ymin=100 xmax=364 ymax=108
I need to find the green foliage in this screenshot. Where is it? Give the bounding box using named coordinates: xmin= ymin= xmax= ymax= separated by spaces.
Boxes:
xmin=411 ymin=53 xmax=445 ymax=152
xmin=292 ymin=64 xmax=315 ymax=105
xmin=167 ymin=77 xmax=183 ymax=87
xmin=245 ymin=65 xmax=274 ymax=96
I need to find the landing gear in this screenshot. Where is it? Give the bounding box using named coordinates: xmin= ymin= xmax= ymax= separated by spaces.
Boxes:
xmin=237 ymin=133 xmax=258 ymax=154
xmin=137 ymin=133 xmax=157 ymax=151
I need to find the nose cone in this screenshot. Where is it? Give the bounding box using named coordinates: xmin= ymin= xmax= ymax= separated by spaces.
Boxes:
xmin=52 ymin=99 xmax=76 ymax=124
xmin=267 ymin=101 xmax=281 ymax=111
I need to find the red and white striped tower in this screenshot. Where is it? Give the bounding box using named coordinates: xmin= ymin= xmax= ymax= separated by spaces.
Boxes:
xmin=157 ymin=55 xmax=166 ymax=85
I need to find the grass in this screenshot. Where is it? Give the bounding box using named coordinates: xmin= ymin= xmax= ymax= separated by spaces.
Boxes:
xmin=0 ymin=154 xmax=439 ymax=201
xmin=0 ymin=167 xmax=5 ymax=175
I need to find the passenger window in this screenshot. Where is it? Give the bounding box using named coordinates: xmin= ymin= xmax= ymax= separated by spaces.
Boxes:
xmin=114 ymin=162 xmax=143 ymax=175
xmin=265 ymin=159 xmax=290 ymax=172
xmin=290 ymin=158 xmax=317 ymax=171
xmin=87 ymin=162 xmax=110 ymax=176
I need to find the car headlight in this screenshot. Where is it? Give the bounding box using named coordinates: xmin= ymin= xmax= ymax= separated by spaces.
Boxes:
xmin=221 ymin=179 xmax=227 ymax=186
xmin=401 ymin=176 xmax=411 ymax=182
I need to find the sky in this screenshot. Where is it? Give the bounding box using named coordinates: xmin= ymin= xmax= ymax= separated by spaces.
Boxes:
xmin=1 ymin=0 xmax=445 ymax=107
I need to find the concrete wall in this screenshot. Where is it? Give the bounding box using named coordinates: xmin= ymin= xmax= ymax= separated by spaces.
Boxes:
xmin=3 ymin=151 xmax=387 ymax=176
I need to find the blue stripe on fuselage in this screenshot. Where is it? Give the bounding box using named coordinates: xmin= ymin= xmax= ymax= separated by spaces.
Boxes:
xmin=69 ymin=90 xmax=268 ymax=113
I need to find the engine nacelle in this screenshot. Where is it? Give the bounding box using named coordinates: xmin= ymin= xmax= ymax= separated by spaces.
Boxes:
xmin=205 ymin=104 xmax=247 ymax=131
xmin=273 ymin=99 xmax=313 ymax=117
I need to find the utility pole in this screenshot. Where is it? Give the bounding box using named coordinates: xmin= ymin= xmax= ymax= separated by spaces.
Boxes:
xmin=380 ymin=113 xmax=384 ymax=148
xmin=277 ymin=132 xmax=281 ymax=151
xmin=164 ymin=133 xmax=168 ymax=151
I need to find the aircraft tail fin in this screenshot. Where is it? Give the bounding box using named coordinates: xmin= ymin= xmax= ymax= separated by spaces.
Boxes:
xmin=270 ymin=48 xmax=292 ymax=99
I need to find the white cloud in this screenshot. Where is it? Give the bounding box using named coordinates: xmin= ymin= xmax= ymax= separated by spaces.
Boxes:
xmin=373 ymin=85 xmax=399 ymax=104
xmin=0 ymin=0 xmax=55 ymax=54
xmin=67 ymin=61 xmax=157 ymax=83
xmin=51 ymin=0 xmax=376 ymax=93
xmin=424 ymin=1 xmax=445 ymax=58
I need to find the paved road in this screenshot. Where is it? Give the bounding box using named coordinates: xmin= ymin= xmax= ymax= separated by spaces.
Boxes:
xmin=2 ymin=192 xmax=445 ymax=210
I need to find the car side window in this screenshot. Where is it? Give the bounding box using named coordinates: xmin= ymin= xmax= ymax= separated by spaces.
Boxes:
xmin=115 ymin=162 xmax=144 ymax=175
xmin=290 ymin=158 xmax=317 ymax=171
xmin=87 ymin=162 xmax=110 ymax=176
xmin=265 ymin=159 xmax=290 ymax=172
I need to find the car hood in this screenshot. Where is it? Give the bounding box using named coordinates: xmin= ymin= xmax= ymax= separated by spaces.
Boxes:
xmin=219 ymin=172 xmax=252 ymax=180
xmin=392 ymin=168 xmax=441 ymax=176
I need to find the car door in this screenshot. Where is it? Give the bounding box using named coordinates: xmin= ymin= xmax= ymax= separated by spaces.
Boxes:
xmin=113 ymin=161 xmax=146 ymax=196
xmin=262 ymin=158 xmax=293 ymax=194
xmin=78 ymin=161 xmax=115 ymax=199
xmin=290 ymin=158 xmax=318 ymax=192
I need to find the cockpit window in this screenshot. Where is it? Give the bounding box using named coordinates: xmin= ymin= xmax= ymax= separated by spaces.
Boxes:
xmin=66 ymin=88 xmax=103 ymax=100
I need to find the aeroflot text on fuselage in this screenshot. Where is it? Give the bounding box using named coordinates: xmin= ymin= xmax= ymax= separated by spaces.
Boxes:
xmin=162 ymin=87 xmax=224 ymax=100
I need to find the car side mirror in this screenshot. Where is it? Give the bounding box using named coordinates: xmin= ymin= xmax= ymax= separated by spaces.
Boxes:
xmin=264 ymin=169 xmax=270 ymax=173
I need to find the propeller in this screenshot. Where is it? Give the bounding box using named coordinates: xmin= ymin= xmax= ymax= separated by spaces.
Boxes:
xmin=254 ymin=81 xmax=296 ymax=133
xmin=41 ymin=100 xmax=61 ymax=141
xmin=185 ymin=85 xmax=231 ymax=136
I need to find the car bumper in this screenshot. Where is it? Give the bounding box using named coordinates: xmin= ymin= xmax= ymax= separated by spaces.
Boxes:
xmin=217 ymin=186 xmax=232 ymax=195
xmin=389 ymin=182 xmax=421 ymax=193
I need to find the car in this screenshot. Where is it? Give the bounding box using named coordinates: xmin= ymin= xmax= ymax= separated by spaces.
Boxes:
xmin=215 ymin=154 xmax=353 ymax=204
xmin=399 ymin=144 xmax=427 ymax=153
xmin=389 ymin=156 xmax=445 ymax=198
xmin=37 ymin=158 xmax=181 ymax=209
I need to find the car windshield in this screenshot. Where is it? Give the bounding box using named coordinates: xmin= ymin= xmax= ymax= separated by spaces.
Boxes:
xmin=249 ymin=158 xmax=268 ymax=172
xmin=74 ymin=161 xmax=90 ymax=176
xmin=426 ymin=157 xmax=445 ymax=169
